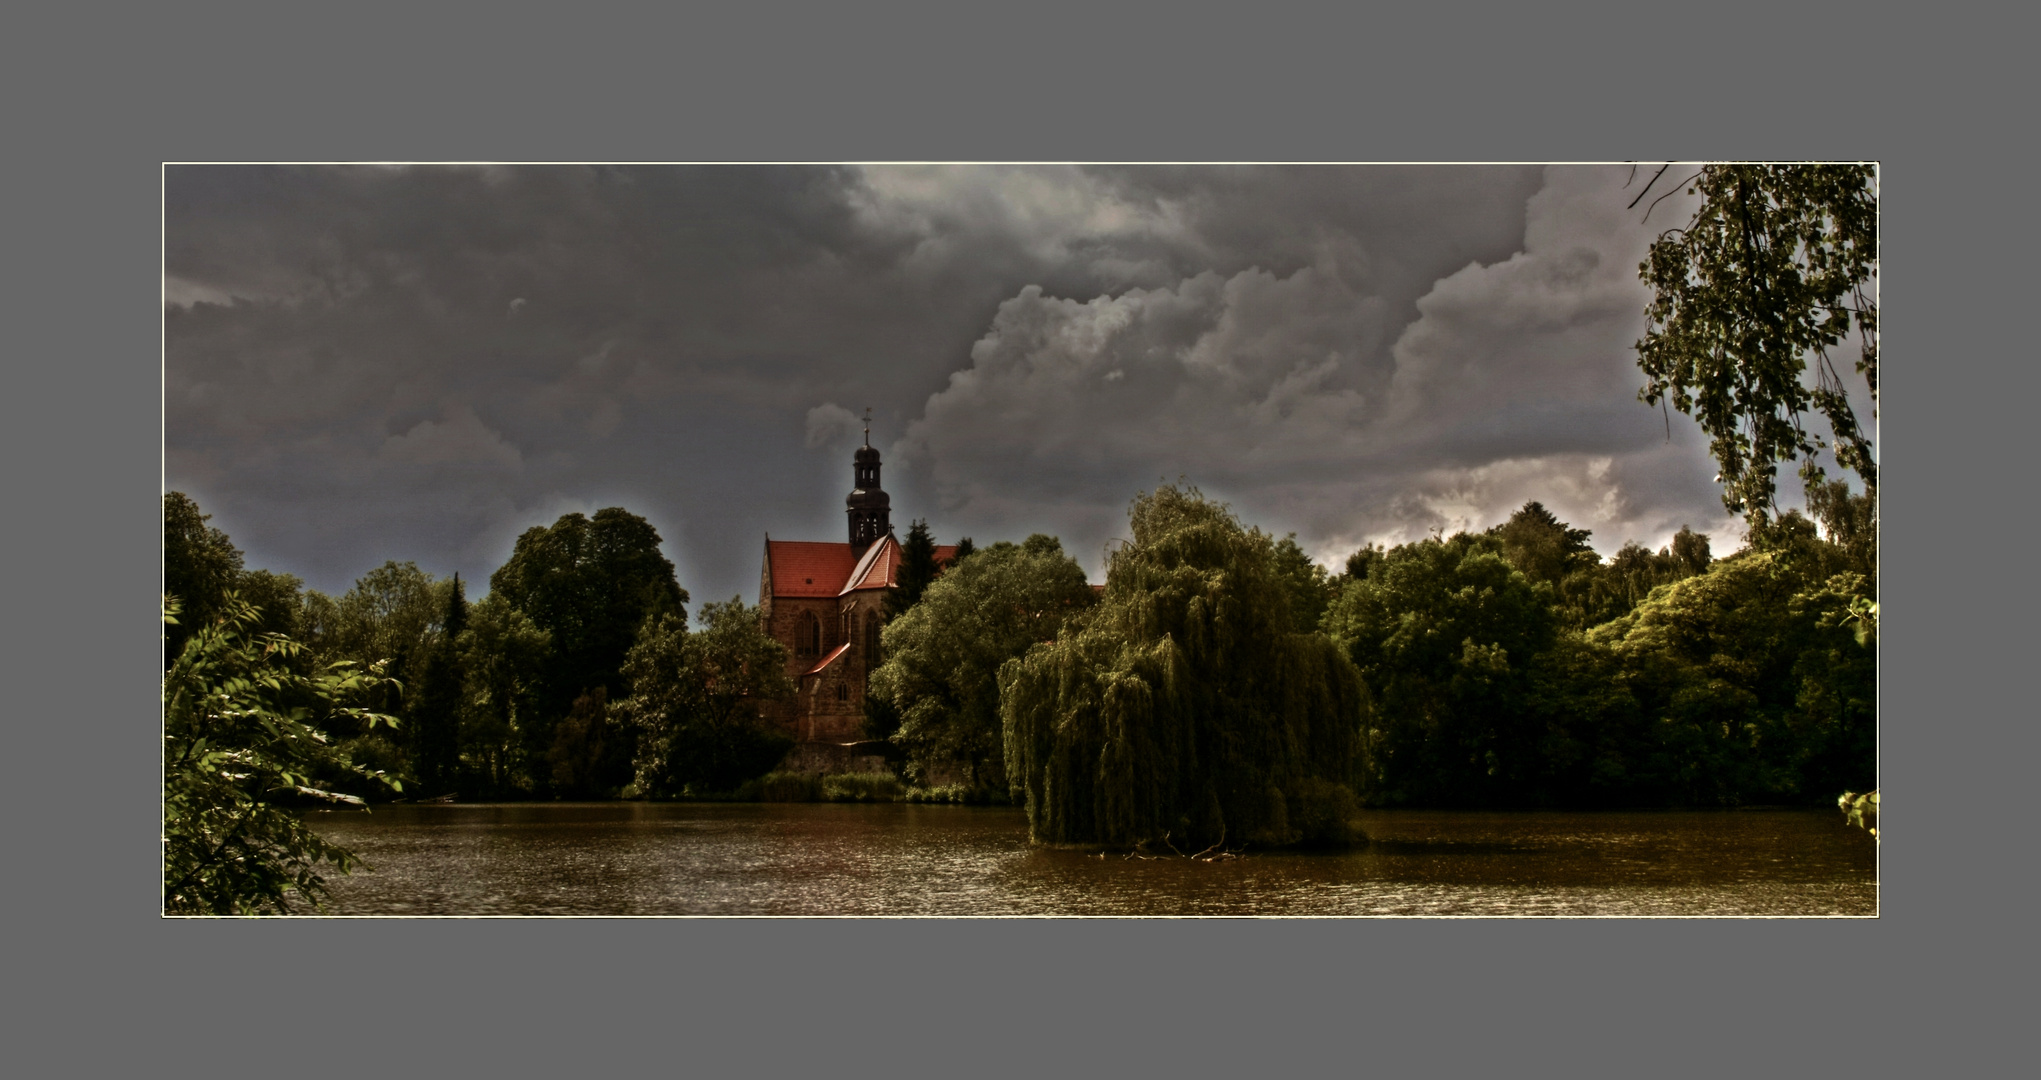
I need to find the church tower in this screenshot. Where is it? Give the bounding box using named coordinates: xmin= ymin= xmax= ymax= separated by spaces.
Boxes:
xmin=846 ymin=409 xmax=891 ymax=551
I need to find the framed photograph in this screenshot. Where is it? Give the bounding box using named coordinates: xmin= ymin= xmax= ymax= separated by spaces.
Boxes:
xmin=163 ymin=163 xmax=1878 ymax=916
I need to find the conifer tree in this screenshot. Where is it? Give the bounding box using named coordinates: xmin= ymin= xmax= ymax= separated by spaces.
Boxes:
xmin=888 ymin=519 xmax=940 ymax=618
xmin=410 ymin=573 xmax=468 ymax=795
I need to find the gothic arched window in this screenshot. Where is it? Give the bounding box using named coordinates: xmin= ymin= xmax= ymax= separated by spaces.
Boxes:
xmin=864 ymin=611 xmax=881 ymax=666
xmin=798 ymin=611 xmax=821 ymax=657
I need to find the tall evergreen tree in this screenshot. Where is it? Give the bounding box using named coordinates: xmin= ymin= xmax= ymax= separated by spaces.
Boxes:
xmin=410 ymin=573 xmax=468 ymax=795
xmin=888 ymin=519 xmax=940 ymax=618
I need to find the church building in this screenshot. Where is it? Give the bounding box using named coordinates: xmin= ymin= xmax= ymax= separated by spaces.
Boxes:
xmin=756 ymin=421 xmax=953 ymax=752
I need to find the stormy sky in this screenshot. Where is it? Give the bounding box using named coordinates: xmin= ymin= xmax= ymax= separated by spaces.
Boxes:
xmin=164 ymin=163 xmax=1865 ymax=608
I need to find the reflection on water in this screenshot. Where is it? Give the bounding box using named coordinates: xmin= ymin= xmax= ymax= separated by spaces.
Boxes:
xmin=303 ymin=803 xmax=1877 ymax=916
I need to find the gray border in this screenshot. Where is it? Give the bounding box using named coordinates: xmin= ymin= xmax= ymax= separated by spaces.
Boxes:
xmin=22 ymin=0 xmax=1992 ymax=1070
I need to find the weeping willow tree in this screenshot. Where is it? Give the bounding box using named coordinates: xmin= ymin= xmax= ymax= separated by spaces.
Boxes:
xmin=1000 ymin=485 xmax=1371 ymax=850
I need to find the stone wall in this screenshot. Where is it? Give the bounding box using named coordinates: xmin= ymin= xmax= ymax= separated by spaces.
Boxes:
xmin=778 ymin=740 xmax=899 ymax=777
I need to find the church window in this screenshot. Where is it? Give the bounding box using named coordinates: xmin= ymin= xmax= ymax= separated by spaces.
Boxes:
xmin=798 ymin=611 xmax=821 ymax=657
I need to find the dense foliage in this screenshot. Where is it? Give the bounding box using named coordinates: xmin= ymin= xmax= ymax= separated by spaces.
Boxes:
xmin=868 ymin=534 xmax=1097 ymax=790
xmin=1001 ymin=487 xmax=1371 ymax=849
xmin=615 ymin=600 xmax=795 ymax=797
xmin=1322 ymin=494 xmax=1875 ymax=808
xmin=162 ymin=492 xmax=245 ymax=663
xmin=1634 ymin=163 xmax=1878 ymax=522
xmin=163 ymin=495 xmax=774 ymax=806
xmin=165 ymin=463 xmax=1874 ymax=865
xmin=1321 ymin=531 xmax=1558 ymax=807
xmin=407 ymin=574 xmax=467 ymax=795
xmin=488 ymin=508 xmax=690 ymax=792
xmin=162 ymin=594 xmax=401 ymax=914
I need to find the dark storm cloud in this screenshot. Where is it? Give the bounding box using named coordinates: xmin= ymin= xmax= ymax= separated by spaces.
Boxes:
xmin=166 ymin=163 xmax=1774 ymax=607
xmin=893 ymin=167 xmax=1751 ymax=573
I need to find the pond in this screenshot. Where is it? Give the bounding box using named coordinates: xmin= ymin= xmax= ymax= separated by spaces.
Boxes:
xmin=302 ymin=802 xmax=1876 ymax=917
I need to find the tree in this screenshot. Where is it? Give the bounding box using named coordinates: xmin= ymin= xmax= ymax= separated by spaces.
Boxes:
xmin=304 ymin=561 xmax=449 ymax=781
xmin=615 ymin=600 xmax=794 ymax=797
xmin=1491 ymin=501 xmax=1597 ymax=585
xmin=163 ymin=492 xmax=245 ymax=665
xmin=1804 ymin=478 xmax=1877 ymax=578
xmin=163 ymin=593 xmax=402 ymax=914
xmin=1670 ymin=526 xmax=1713 ymax=577
xmin=1343 ymin=543 xmax=1385 ymax=584
xmin=548 ymin=688 xmax=627 ymax=798
xmin=236 ymin=568 xmax=308 ymax=641
xmin=1547 ymin=524 xmax=1713 ymax=634
xmin=1633 ymin=163 xmax=1878 ymax=523
xmin=869 ymin=534 xmax=1097 ymax=790
xmin=409 ymin=573 xmax=467 ymax=795
xmin=887 ymin=519 xmax=940 ymax=618
xmin=488 ymin=508 xmax=688 ymax=788
xmin=1588 ymin=549 xmax=1876 ymax=803
xmin=1270 ymin=534 xmax=1335 ymax=633
xmin=1001 ymin=486 xmax=1370 ymax=849
xmin=1322 ymin=531 xmax=1558 ymax=807
xmin=457 ymin=593 xmax=553 ymax=796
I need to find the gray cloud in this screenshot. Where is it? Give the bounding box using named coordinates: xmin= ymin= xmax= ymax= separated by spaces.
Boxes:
xmin=165 ymin=163 xmax=1792 ymax=605
xmin=896 ymin=166 xmax=1744 ymax=573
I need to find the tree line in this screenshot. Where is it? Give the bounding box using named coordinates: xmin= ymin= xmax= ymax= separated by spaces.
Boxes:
xmin=164 ymin=495 xmax=800 ymax=812
xmin=863 ymin=481 xmax=1876 ymax=848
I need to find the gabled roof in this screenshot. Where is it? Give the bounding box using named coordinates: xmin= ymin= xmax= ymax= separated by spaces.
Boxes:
xmin=804 ymin=641 xmax=851 ymax=677
xmin=843 ymin=537 xmax=963 ymax=594
xmin=841 ymin=533 xmax=900 ymax=594
xmin=764 ymin=540 xmax=861 ymax=598
xmin=765 ymin=535 xmax=965 ymax=598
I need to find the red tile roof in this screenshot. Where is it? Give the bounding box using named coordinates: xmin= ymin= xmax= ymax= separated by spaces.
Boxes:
xmin=841 ymin=533 xmax=899 ymax=594
xmin=765 ymin=540 xmax=861 ymax=597
xmin=766 ymin=537 xmax=966 ymax=598
xmin=804 ymin=641 xmax=850 ymax=676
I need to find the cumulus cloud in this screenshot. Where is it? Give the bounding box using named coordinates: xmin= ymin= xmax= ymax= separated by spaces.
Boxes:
xmin=164 ymin=163 xmax=1767 ymax=603
xmin=897 ymin=165 xmax=1728 ymax=573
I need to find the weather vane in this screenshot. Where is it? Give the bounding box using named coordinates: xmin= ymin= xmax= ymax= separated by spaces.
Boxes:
xmin=863 ymin=406 xmax=873 ymax=446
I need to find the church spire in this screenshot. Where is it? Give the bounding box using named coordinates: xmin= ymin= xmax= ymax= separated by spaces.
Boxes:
xmin=847 ymin=408 xmax=891 ymax=550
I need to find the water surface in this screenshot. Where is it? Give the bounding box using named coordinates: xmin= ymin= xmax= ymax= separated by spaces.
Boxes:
xmin=304 ymin=802 xmax=1876 ymax=916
